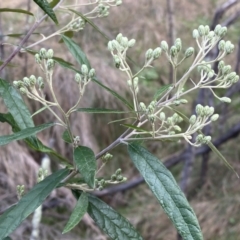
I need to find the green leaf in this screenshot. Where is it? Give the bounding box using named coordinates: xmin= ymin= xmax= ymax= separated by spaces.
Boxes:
xmin=49 ymin=0 xmax=60 ymax=8
xmin=0 ymin=168 xmax=69 ymax=239
xmin=0 ymin=113 xmax=71 ymax=167
xmin=3 ymin=237 xmax=12 ymax=240
xmin=61 ymin=35 xmax=91 ymax=68
xmin=92 ymin=78 xmax=134 ymax=110
xmin=128 ymin=143 xmax=203 ymax=240
xmin=59 ymin=31 xmax=74 ymax=43
xmin=76 ymin=108 xmax=130 ymax=114
xmin=0 ymin=61 xmax=16 ymax=67
xmin=121 ymin=123 xmax=150 ymax=133
xmin=73 ymin=146 xmax=96 ymax=188
xmin=62 ymin=192 xmax=88 ymax=234
xmin=0 ymin=78 xmax=34 ymax=129
xmin=88 ymin=195 xmax=143 ymax=240
xmin=33 ymin=0 xmax=58 ymax=24
xmin=153 ymin=84 xmax=172 ymax=100
xmin=0 ymin=123 xmax=54 ymax=146
xmin=62 ymin=130 xmax=72 ymax=143
xmin=0 ymin=8 xmax=33 ymax=15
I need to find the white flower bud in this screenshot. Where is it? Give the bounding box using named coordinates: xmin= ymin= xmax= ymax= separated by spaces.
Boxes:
xmin=153 ymin=47 xmax=162 ymax=59
xmin=211 ymin=114 xmax=219 ymax=121
xmin=193 ymin=29 xmax=199 ymax=39
xmin=189 ymin=115 xmax=197 ymax=125
xmin=207 ymin=31 xmax=215 ymax=40
xmin=204 ymin=25 xmax=210 ymax=35
xmin=35 ymin=53 xmax=41 ymax=63
xmin=233 ymin=75 xmax=239 ymax=83
xmin=173 ymin=125 xmax=181 ymax=132
xmin=108 ymin=41 xmax=114 ymax=51
xmin=121 ymin=37 xmax=128 ymax=48
xmin=159 ymin=112 xmax=165 ymax=121
xmin=29 ymin=75 xmax=37 ymax=86
xmin=214 ymin=24 xmax=222 ymax=35
xmin=198 ymin=25 xmax=205 ymax=36
xmin=81 ymin=64 xmax=88 ymax=75
xmin=19 ymin=87 xmax=27 ymax=95
xmin=174 ymin=38 xmax=182 ymax=52
xmin=145 ymin=48 xmax=153 ymax=60
xmin=116 ymin=33 xmax=123 ymax=43
xmin=88 ymin=68 xmax=95 ymax=78
xmin=23 ymin=77 xmax=30 ymax=87
xmin=170 ymin=46 xmax=177 ymax=57
xmin=39 ymin=48 xmax=47 ymax=59
xmin=218 ymin=26 xmax=227 ymax=37
xmin=128 ymin=39 xmax=136 ymax=48
xmin=218 ymin=40 xmax=225 ymax=51
xmin=46 ymin=49 xmax=54 ymax=59
xmin=133 ymin=77 xmax=138 ymax=89
xmin=196 ymin=104 xmax=203 ymax=115
xmin=185 ymin=47 xmax=194 ymax=58
xmin=160 ymin=41 xmax=168 ymax=52
xmin=75 ymin=73 xmax=81 ymax=83
xmin=180 ymin=99 xmax=188 ymax=104
xmin=220 ymin=97 xmax=231 ymax=103
xmin=139 ymin=102 xmax=146 ymax=112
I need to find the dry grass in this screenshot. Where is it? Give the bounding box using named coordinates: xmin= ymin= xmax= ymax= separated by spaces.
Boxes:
xmin=1 ymin=0 xmax=240 ymax=239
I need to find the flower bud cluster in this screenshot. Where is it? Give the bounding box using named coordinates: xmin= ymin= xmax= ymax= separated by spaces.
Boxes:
xmin=97 ymin=3 xmax=110 ymax=17
xmin=196 ymin=134 xmax=212 ymax=145
xmin=35 ymin=48 xmax=54 ymax=63
xmin=13 ymin=75 xmax=44 ymax=95
xmin=102 ymin=152 xmax=113 ymax=163
xmin=37 ymin=168 xmax=48 ymax=182
xmin=165 ymin=113 xmax=183 ymax=135
xmin=75 ymin=65 xmax=95 ymax=85
xmin=217 ymin=61 xmax=239 ymax=88
xmin=218 ymin=40 xmax=234 ymax=54
xmin=95 ymin=168 xmax=126 ymax=191
xmin=189 ymin=104 xmax=219 ymax=131
xmin=70 ymin=18 xmax=86 ymax=31
xmin=108 ymin=33 xmax=136 ymax=68
xmin=145 ymin=47 xmax=162 ymax=61
xmin=110 ymin=168 xmax=126 ymax=182
xmin=17 ymin=185 xmax=25 ymax=199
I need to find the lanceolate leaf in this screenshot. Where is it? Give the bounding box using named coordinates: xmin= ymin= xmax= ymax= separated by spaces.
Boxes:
xmin=62 ymin=129 xmax=72 ymax=143
xmin=88 ymin=195 xmax=143 ymax=240
xmin=0 ymin=168 xmax=69 ymax=239
xmin=92 ymin=78 xmax=134 ymax=110
xmin=0 ymin=8 xmax=33 ymax=15
xmin=0 ymin=113 xmax=71 ymax=167
xmin=62 ymin=192 xmax=88 ymax=234
xmin=33 ymin=0 xmax=58 ymax=24
xmin=76 ymin=108 xmax=130 ymax=114
xmin=73 ymin=146 xmax=96 ymax=188
xmin=0 ymin=78 xmax=34 ymax=129
xmin=121 ymin=123 xmax=150 ymax=133
xmin=128 ymin=143 xmax=203 ymax=240
xmin=0 ymin=123 xmax=54 ymax=146
xmin=153 ymin=84 xmax=172 ymax=100
xmin=61 ymin=35 xmax=91 ymax=68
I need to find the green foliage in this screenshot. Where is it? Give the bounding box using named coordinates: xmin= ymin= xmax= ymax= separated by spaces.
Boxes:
xmin=73 ymin=146 xmax=97 ymax=188
xmin=0 ymin=169 xmax=69 ymax=239
xmin=87 ymin=194 xmax=143 ymax=240
xmin=33 ymin=0 xmax=58 ymax=24
xmin=128 ymin=143 xmax=203 ymax=240
xmin=0 ymin=1 xmax=239 ymax=239
xmin=62 ymin=192 xmax=88 ymax=234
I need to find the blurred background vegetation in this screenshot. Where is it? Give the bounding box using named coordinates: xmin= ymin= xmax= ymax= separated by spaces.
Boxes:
xmin=1 ymin=0 xmax=240 ymax=239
